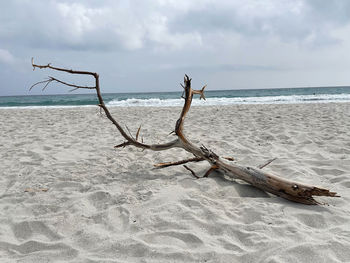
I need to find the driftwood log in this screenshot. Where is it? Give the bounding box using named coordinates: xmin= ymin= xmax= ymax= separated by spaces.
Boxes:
xmin=31 ymin=58 xmax=338 ymax=205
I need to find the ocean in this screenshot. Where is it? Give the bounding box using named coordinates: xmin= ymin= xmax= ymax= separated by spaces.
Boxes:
xmin=1 ymin=86 xmax=350 ymax=108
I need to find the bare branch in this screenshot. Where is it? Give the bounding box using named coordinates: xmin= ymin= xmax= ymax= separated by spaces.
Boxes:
xmin=258 ymin=158 xmax=277 ymax=169
xmin=30 ymin=79 xmax=52 ymax=91
xmin=203 ymin=165 xmax=218 ymax=178
xmin=183 ymin=164 xmax=218 ymax=179
xmin=183 ymin=165 xmax=200 ymax=179
xmin=42 ymin=79 xmax=53 ymax=91
xmin=193 ymin=85 xmax=207 ymax=100
xmin=48 ymin=76 xmax=95 ymax=90
xmin=136 ymin=125 xmax=142 ymax=141
xmin=154 ymin=157 xmax=204 ymax=169
xmin=32 ymin=57 xmax=97 ymax=77
xmin=30 ymin=76 xmax=95 ymax=92
xmin=31 ymin=58 xmax=181 ymax=152
xmin=125 ymin=125 xmax=135 ymax=140
xmin=114 ymin=141 xmax=130 ymax=148
xmin=31 ymin=59 xmax=338 ymax=205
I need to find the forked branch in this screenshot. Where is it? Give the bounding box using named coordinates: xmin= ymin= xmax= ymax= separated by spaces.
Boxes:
xmin=30 ymin=76 xmax=95 ymax=92
xmin=31 ymin=58 xmax=339 ymax=205
xmin=31 ymin=58 xmax=180 ymax=152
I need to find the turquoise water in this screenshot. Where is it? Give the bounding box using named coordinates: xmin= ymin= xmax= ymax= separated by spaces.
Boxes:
xmin=1 ymin=86 xmax=350 ymax=108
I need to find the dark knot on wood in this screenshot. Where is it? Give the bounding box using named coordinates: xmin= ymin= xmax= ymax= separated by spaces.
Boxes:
xmin=200 ymin=145 xmax=219 ymax=160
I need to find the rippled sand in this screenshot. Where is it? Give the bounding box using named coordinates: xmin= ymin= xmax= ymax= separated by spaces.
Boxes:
xmin=0 ymin=103 xmax=349 ymax=262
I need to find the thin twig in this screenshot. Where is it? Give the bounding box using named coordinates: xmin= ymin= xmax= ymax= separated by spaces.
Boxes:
xmin=183 ymin=165 xmax=200 ymax=179
xmin=154 ymin=157 xmax=204 ymax=168
xmin=136 ymin=125 xmax=141 ymax=141
xmin=48 ymin=76 xmax=95 ymax=90
xmin=203 ymin=165 xmax=218 ymax=178
xmin=258 ymin=158 xmax=277 ymax=169
xmin=114 ymin=141 xmax=130 ymax=148
xmin=125 ymin=125 xmax=135 ymax=140
xmin=30 ymin=79 xmax=51 ymax=91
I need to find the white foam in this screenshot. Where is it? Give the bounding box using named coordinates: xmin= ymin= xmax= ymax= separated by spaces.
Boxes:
xmin=0 ymin=105 xmax=96 ymax=110
xmin=106 ymin=93 xmax=350 ymax=107
xmin=1 ymin=93 xmax=350 ymax=109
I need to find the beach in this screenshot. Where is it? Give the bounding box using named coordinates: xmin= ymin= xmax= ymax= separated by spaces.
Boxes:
xmin=0 ymin=103 xmax=349 ymax=262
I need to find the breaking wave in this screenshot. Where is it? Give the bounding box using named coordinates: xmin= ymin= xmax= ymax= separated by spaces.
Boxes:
xmin=106 ymin=93 xmax=350 ymax=107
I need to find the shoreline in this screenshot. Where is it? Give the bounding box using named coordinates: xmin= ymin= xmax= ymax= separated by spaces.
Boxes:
xmin=1 ymin=100 xmax=350 ymax=110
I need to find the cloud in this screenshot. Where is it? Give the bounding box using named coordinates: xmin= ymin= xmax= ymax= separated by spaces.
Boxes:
xmin=156 ymin=63 xmax=282 ymax=72
xmin=0 ymin=0 xmax=203 ymax=51
xmin=0 ymin=49 xmax=15 ymax=64
xmin=2 ymin=0 xmax=350 ymax=53
xmin=167 ymin=0 xmax=350 ymax=47
xmin=2 ymin=0 xmax=350 ymax=96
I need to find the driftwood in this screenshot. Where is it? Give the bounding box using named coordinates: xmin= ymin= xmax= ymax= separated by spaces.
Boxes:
xmin=31 ymin=58 xmax=338 ymax=205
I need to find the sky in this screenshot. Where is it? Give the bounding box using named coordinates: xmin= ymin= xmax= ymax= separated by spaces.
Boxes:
xmin=2 ymin=0 xmax=350 ymax=96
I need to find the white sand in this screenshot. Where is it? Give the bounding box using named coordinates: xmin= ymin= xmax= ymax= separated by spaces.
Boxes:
xmin=0 ymin=103 xmax=349 ymax=262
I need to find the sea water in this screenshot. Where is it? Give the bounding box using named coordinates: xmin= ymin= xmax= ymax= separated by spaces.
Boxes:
xmin=1 ymin=86 xmax=350 ymax=108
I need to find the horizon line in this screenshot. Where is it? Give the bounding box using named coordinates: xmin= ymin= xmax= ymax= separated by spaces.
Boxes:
xmin=1 ymin=85 xmax=350 ymax=98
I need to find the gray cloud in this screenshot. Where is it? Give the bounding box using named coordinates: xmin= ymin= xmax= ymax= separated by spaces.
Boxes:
xmin=155 ymin=63 xmax=283 ymax=73
xmin=2 ymin=0 xmax=350 ymax=51
xmin=168 ymin=0 xmax=350 ymax=47
xmin=1 ymin=0 xmax=350 ymax=96
xmin=0 ymin=0 xmax=202 ymax=51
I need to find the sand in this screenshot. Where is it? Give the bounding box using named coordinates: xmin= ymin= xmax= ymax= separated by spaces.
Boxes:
xmin=0 ymin=103 xmax=349 ymax=262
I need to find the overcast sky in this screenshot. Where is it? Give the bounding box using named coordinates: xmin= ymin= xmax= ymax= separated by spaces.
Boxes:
xmin=1 ymin=0 xmax=350 ymax=96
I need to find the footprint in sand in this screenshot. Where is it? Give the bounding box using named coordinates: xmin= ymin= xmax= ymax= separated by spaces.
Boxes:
xmin=311 ymin=167 xmax=345 ymax=176
xmin=139 ymin=231 xmax=203 ymax=249
xmin=12 ymin=220 xmax=61 ymax=242
xmin=107 ymin=206 xmax=130 ymax=232
xmin=52 ymin=181 xmax=85 ymax=191
xmin=87 ymin=191 xmax=115 ymax=210
xmin=0 ymin=240 xmax=77 ymax=259
xmin=328 ymin=175 xmax=349 ymax=184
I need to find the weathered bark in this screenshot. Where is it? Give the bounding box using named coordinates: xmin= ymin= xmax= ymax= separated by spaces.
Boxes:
xmin=31 ymin=59 xmax=338 ymax=205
